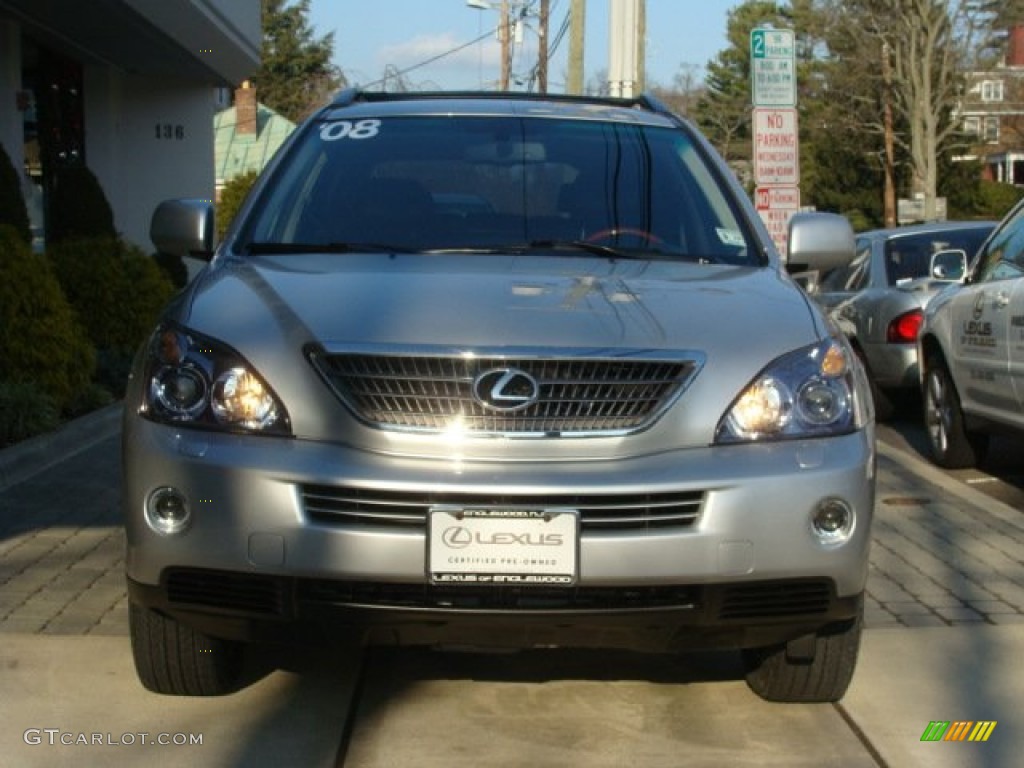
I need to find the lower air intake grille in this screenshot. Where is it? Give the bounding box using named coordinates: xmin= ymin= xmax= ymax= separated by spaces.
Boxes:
xmin=718 ymin=580 xmax=832 ymax=620
xmin=301 ymin=485 xmax=704 ymax=532
xmin=299 ymin=580 xmax=699 ymax=611
xmin=166 ymin=569 xmax=288 ymax=616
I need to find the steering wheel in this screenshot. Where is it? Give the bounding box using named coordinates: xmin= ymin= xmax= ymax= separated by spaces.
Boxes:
xmin=584 ymin=227 xmax=665 ymax=246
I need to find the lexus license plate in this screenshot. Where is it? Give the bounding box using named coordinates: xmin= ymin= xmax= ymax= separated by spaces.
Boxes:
xmin=428 ymin=507 xmax=578 ymax=586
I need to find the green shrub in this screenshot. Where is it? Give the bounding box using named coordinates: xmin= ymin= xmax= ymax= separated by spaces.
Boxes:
xmin=153 ymin=250 xmax=189 ymax=289
xmin=216 ymin=170 xmax=259 ymax=241
xmin=48 ymin=165 xmax=116 ymax=244
xmin=47 ymin=237 xmax=174 ymax=381
xmin=975 ymin=181 xmax=1024 ymax=220
xmin=0 ymin=381 xmax=60 ymax=447
xmin=0 ymin=225 xmax=94 ymax=411
xmin=0 ymin=142 xmax=30 ymax=245
xmin=66 ymin=380 xmax=114 ymax=418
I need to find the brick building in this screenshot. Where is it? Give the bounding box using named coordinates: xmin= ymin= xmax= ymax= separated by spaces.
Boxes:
xmin=959 ymin=24 xmax=1024 ymax=186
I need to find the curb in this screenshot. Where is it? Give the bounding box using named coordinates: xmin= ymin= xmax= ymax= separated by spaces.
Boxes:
xmin=0 ymin=401 xmax=123 ymax=492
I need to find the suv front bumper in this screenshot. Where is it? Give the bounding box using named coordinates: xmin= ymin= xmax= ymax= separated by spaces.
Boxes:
xmin=123 ymin=418 xmax=875 ymax=650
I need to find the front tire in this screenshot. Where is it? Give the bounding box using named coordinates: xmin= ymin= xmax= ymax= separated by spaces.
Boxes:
xmin=922 ymin=356 xmax=988 ymax=469
xmin=129 ymin=601 xmax=244 ymax=695
xmin=743 ymin=599 xmax=862 ymax=703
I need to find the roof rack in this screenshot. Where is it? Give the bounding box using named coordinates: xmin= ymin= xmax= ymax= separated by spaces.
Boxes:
xmin=328 ymin=88 xmax=673 ymax=117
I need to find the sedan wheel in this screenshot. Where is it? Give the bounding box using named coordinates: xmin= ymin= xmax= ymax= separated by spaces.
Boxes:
xmin=923 ymin=357 xmax=987 ymax=469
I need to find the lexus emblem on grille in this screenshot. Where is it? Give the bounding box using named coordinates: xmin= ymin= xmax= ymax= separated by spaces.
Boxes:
xmin=472 ymin=368 xmax=540 ymax=412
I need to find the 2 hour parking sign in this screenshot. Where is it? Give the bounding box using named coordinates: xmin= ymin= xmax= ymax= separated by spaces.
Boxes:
xmin=750 ymin=28 xmax=796 ymax=107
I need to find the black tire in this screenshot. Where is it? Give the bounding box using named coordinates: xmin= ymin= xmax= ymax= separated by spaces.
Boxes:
xmin=922 ymin=356 xmax=989 ymax=469
xmin=129 ymin=601 xmax=243 ymax=696
xmin=742 ymin=598 xmax=862 ymax=703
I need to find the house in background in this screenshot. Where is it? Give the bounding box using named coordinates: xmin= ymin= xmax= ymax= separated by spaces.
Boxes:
xmin=0 ymin=0 xmax=260 ymax=251
xmin=214 ymin=81 xmax=294 ymax=201
xmin=959 ymin=23 xmax=1024 ymax=186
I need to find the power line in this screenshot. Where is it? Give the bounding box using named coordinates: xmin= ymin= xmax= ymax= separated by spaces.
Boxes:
xmin=360 ymin=26 xmax=499 ymax=90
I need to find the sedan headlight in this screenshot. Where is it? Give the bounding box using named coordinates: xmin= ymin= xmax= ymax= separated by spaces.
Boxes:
xmin=142 ymin=324 xmax=290 ymax=434
xmin=715 ymin=338 xmax=870 ymax=443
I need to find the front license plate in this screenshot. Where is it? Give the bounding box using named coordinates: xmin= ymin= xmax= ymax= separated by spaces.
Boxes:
xmin=428 ymin=507 xmax=578 ymax=586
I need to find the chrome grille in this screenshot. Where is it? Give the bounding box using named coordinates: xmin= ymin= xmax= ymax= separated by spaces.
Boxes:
xmin=308 ymin=352 xmax=697 ymax=435
xmin=301 ymin=485 xmax=704 ymax=532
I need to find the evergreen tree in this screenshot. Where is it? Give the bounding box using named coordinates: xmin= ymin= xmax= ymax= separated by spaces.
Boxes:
xmin=257 ymin=0 xmax=346 ymax=122
xmin=696 ymin=2 xmax=792 ymax=173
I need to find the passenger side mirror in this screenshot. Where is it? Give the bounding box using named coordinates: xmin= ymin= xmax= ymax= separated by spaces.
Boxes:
xmin=930 ymin=249 xmax=967 ymax=282
xmin=786 ymin=212 xmax=856 ymax=275
xmin=151 ymin=199 xmax=215 ymax=261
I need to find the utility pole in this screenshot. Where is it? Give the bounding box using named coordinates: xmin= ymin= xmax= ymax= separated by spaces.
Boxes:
xmin=499 ymin=0 xmax=511 ymax=91
xmin=537 ymin=0 xmax=549 ymax=93
xmin=637 ymin=0 xmax=645 ymax=93
xmin=609 ymin=0 xmax=642 ymax=97
xmin=882 ymin=42 xmax=896 ymax=227
xmin=568 ymin=0 xmax=585 ymax=95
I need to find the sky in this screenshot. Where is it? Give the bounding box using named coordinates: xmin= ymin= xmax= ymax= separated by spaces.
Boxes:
xmin=307 ymin=0 xmax=739 ymax=92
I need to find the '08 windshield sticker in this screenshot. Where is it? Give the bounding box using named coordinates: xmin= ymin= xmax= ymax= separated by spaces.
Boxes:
xmin=319 ymin=119 xmax=382 ymax=141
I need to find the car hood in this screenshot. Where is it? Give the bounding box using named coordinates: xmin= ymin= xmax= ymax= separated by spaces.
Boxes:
xmin=183 ymin=253 xmax=824 ymax=362
xmin=174 ymin=252 xmax=831 ymax=451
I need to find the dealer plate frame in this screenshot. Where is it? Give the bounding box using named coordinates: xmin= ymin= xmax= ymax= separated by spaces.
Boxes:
xmin=427 ymin=506 xmax=579 ymax=586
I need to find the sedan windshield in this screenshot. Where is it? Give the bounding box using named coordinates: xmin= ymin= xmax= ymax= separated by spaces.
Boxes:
xmin=242 ymin=114 xmax=756 ymax=265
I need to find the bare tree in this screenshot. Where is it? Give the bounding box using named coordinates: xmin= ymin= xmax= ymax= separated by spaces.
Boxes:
xmin=823 ymin=0 xmax=979 ymax=221
xmin=650 ymin=64 xmax=705 ymax=118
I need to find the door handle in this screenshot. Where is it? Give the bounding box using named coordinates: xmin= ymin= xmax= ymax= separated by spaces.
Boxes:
xmin=995 ymin=291 xmax=1011 ymax=309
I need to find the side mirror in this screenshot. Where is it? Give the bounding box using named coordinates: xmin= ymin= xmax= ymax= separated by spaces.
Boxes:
xmin=786 ymin=212 xmax=855 ymax=274
xmin=151 ymin=199 xmax=215 ymax=260
xmin=930 ymin=249 xmax=967 ymax=282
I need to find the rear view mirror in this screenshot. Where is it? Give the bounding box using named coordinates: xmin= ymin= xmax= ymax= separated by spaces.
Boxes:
xmin=930 ymin=249 xmax=967 ymax=282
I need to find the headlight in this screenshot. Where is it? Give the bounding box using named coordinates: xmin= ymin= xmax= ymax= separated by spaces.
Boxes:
xmin=715 ymin=338 xmax=870 ymax=443
xmin=142 ymin=324 xmax=291 ymax=435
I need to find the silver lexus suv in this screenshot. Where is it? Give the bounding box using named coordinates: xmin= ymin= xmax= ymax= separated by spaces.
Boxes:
xmin=124 ymin=91 xmax=874 ymax=702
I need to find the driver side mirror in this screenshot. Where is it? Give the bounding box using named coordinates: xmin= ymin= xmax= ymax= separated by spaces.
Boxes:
xmin=930 ymin=249 xmax=967 ymax=282
xmin=151 ymin=199 xmax=215 ymax=261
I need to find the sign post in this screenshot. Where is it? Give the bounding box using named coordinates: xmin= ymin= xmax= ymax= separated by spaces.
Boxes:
xmin=750 ymin=27 xmax=799 ymax=259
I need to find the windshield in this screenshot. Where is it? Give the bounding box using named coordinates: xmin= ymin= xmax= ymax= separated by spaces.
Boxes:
xmin=242 ymin=114 xmax=757 ymax=264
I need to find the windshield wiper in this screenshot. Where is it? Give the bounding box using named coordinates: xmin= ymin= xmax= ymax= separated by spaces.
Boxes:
xmin=525 ymin=239 xmax=639 ymax=260
xmin=246 ymin=241 xmax=418 ymax=255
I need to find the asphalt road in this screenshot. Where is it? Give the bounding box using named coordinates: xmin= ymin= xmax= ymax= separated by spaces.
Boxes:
xmin=876 ymin=394 xmax=1024 ymax=511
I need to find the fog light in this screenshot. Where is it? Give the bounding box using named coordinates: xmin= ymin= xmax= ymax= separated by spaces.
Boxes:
xmin=811 ymin=498 xmax=854 ymax=544
xmin=145 ymin=487 xmax=191 ymax=535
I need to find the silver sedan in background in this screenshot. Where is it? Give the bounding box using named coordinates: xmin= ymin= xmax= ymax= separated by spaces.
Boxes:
xmin=809 ymin=221 xmax=996 ymax=419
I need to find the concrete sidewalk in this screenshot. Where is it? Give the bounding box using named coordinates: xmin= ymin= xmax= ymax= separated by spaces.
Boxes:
xmin=844 ymin=624 xmax=1022 ymax=768
xmin=1 ymin=626 xmax=1019 ymax=767
xmin=0 ymin=634 xmax=361 ymax=768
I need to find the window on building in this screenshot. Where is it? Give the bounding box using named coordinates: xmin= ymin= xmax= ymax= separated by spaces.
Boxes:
xmin=963 ymin=116 xmax=980 ymax=135
xmin=981 ymin=80 xmax=1004 ymax=102
xmin=984 ymin=116 xmax=1000 ymax=143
